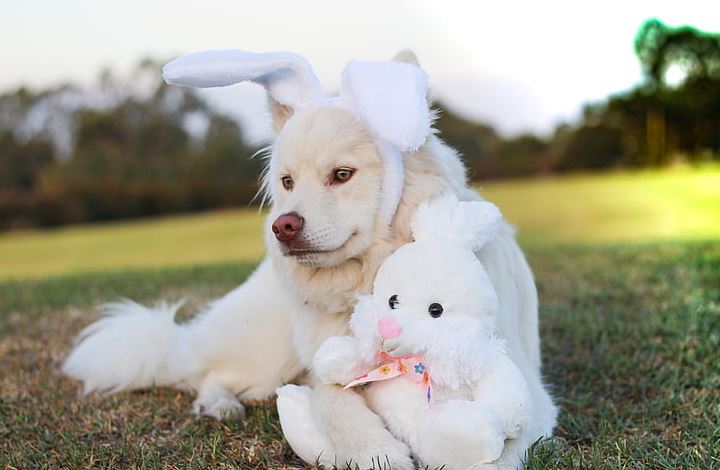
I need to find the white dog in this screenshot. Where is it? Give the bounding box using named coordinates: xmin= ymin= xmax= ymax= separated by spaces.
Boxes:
xmin=279 ymin=194 xmax=538 ymax=470
xmin=63 ymin=50 xmax=557 ymax=469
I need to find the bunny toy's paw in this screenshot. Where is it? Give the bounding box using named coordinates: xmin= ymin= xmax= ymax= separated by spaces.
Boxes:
xmin=312 ymin=336 xmax=363 ymax=386
xmin=416 ymin=400 xmax=506 ymax=468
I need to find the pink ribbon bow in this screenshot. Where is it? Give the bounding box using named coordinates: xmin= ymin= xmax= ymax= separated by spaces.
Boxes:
xmin=344 ymin=352 xmax=433 ymax=403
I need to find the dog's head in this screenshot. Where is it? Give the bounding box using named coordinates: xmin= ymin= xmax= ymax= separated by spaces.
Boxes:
xmin=264 ymin=105 xmax=384 ymax=266
xmin=163 ymin=50 xmax=431 ymax=268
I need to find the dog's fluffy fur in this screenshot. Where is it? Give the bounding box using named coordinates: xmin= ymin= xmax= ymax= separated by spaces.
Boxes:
xmin=294 ymin=196 xmax=536 ymax=469
xmin=63 ymin=55 xmax=557 ymax=468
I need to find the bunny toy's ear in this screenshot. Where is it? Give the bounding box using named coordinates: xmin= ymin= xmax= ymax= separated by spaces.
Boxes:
xmin=162 ymin=50 xmax=324 ymax=111
xmin=411 ymin=192 xmax=503 ymax=251
xmin=339 ymin=60 xmax=431 ymax=224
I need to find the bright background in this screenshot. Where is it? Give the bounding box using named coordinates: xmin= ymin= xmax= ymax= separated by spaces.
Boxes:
xmin=3 ymin=0 xmax=719 ymax=140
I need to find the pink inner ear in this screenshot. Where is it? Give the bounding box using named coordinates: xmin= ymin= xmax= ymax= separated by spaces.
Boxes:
xmin=378 ymin=316 xmax=403 ymax=340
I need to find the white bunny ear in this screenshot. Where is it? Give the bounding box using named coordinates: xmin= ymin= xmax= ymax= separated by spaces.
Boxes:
xmin=339 ymin=60 xmax=431 ymax=225
xmin=340 ymin=60 xmax=431 ymax=152
xmin=162 ymin=50 xmax=324 ymax=110
xmin=411 ymin=193 xmax=503 ymax=251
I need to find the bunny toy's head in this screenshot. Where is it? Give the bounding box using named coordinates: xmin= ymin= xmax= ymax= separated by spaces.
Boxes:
xmin=350 ymin=193 xmax=506 ymax=387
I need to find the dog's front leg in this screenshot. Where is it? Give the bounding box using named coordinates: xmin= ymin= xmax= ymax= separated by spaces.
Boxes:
xmin=192 ymin=373 xmax=246 ymax=420
xmin=310 ymin=383 xmax=414 ymax=470
xmin=188 ymin=259 xmax=304 ymax=419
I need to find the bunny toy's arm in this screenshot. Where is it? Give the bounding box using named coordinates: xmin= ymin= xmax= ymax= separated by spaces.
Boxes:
xmin=412 ymin=354 xmax=533 ymax=468
xmin=312 ymin=336 xmax=376 ymax=386
xmin=312 ymin=294 xmax=384 ymax=386
xmin=471 ymin=353 xmax=533 ymax=439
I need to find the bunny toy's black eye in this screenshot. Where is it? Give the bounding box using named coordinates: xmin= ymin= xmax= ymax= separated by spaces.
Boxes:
xmin=388 ymin=295 xmax=399 ymax=309
xmin=428 ymin=303 xmax=443 ymax=318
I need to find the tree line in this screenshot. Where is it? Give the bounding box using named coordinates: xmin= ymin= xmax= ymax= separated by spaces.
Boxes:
xmin=1 ymin=19 xmax=718 ymax=229
xmin=437 ymin=19 xmax=720 ymax=179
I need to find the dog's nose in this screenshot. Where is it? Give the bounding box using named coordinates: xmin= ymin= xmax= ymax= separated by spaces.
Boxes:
xmin=378 ymin=316 xmax=403 ymax=340
xmin=272 ymin=212 xmax=304 ymax=242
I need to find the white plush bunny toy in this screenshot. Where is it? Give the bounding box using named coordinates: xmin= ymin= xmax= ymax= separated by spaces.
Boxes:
xmin=277 ymin=193 xmax=534 ymax=469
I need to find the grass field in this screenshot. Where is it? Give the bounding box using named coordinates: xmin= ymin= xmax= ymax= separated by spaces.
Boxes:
xmin=1 ymin=242 xmax=718 ymax=468
xmin=1 ymin=167 xmax=719 ymax=469
xmin=0 ymin=165 xmax=718 ymax=280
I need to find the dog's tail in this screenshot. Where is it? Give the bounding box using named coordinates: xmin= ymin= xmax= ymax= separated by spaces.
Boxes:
xmin=62 ymin=300 xmax=201 ymax=394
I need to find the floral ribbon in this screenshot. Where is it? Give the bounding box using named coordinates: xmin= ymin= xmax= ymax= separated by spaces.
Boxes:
xmin=344 ymin=352 xmax=432 ymax=402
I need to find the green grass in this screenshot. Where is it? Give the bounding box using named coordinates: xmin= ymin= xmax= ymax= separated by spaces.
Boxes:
xmin=480 ymin=164 xmax=720 ymax=246
xmin=2 ymin=242 xmax=719 ymax=468
xmin=0 ymin=165 xmax=718 ymax=280
xmin=0 ymin=209 xmax=266 ymax=281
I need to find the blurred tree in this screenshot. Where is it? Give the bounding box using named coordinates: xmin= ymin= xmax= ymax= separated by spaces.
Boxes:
xmin=433 ymin=103 xmax=500 ymax=179
xmin=555 ymin=124 xmax=624 ymax=171
xmin=494 ymin=135 xmax=548 ymax=178
xmin=602 ymin=90 xmax=657 ymax=165
xmin=0 ymin=131 xmax=54 ymax=190
xmin=628 ymin=19 xmax=720 ymax=163
xmin=635 ymin=18 xmax=720 ymax=89
xmin=30 ymin=59 xmax=260 ymax=225
xmin=185 ymin=114 xmax=263 ymax=208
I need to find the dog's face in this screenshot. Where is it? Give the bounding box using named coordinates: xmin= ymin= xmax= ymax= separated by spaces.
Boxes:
xmin=265 ymin=106 xmax=385 ymax=267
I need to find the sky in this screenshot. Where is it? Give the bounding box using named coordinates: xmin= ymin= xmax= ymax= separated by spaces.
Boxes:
xmin=2 ymin=0 xmax=718 ymax=143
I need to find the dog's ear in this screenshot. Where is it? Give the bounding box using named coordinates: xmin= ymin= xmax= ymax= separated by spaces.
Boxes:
xmin=268 ymin=98 xmax=294 ymax=133
xmin=392 ymin=49 xmax=420 ymax=67
xmin=163 ymin=50 xmax=323 ymax=132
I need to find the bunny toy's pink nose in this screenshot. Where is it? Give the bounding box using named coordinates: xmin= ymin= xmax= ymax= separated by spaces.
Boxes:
xmin=378 ymin=316 xmax=403 ymax=340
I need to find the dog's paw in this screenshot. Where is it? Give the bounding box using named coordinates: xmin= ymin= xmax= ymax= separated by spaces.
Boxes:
xmin=192 ymin=394 xmax=245 ymax=420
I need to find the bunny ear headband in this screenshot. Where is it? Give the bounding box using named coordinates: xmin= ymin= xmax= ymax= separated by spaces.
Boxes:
xmin=162 ymin=50 xmax=431 ymax=225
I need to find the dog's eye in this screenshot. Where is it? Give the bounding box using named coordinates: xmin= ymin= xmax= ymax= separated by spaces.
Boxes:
xmin=281 ymin=176 xmax=294 ymax=191
xmin=428 ymin=303 xmax=443 ymax=318
xmin=331 ymin=167 xmax=355 ymax=184
xmin=388 ymin=295 xmax=399 ymax=309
